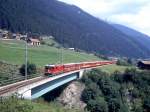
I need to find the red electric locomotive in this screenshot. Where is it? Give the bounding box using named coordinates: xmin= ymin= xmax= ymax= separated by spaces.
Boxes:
xmin=45 ymin=63 xmax=81 ymax=76
xmin=45 ymin=64 xmax=64 ymax=75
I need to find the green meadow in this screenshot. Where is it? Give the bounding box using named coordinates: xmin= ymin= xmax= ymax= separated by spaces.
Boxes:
xmin=0 ymin=39 xmax=100 ymax=67
xmin=99 ymin=64 xmax=129 ymax=74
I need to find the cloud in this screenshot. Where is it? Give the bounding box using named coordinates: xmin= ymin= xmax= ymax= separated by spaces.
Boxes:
xmin=59 ymin=0 xmax=150 ymax=35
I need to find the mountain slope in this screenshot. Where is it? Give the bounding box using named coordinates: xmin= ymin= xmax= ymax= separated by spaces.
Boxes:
xmin=0 ymin=0 xmax=150 ymax=58
xmin=112 ymin=24 xmax=150 ymax=51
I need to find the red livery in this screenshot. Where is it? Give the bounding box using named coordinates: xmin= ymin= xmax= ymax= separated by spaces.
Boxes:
xmin=44 ymin=60 xmax=116 ymax=75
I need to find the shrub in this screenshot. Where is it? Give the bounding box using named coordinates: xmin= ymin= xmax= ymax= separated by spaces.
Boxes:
xmin=0 ymin=95 xmax=33 ymax=112
xmin=113 ymin=72 xmax=123 ymax=83
xmin=143 ymin=97 xmax=150 ymax=112
xmin=108 ymin=98 xmax=121 ymax=112
xmin=40 ymin=40 xmax=46 ymax=45
xmin=86 ymin=98 xmax=108 ymax=112
xmin=81 ymin=83 xmax=102 ymax=103
xmin=132 ymin=88 xmax=140 ymax=98
xmin=116 ymin=59 xmax=129 ymax=66
xmin=19 ymin=62 xmax=37 ymax=76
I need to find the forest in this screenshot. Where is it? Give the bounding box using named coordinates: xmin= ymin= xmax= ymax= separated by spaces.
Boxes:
xmin=81 ymin=69 xmax=150 ymax=112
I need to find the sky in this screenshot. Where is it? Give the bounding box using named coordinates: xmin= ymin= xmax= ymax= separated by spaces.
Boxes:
xmin=58 ymin=0 xmax=150 ymax=36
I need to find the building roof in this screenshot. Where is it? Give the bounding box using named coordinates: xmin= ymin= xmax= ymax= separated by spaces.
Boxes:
xmin=30 ymin=38 xmax=40 ymax=42
xmin=140 ymin=61 xmax=150 ymax=65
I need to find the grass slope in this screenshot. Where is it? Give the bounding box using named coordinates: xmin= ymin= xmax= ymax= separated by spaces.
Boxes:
xmin=99 ymin=65 xmax=129 ymax=74
xmin=0 ymin=40 xmax=100 ymax=67
xmin=31 ymin=101 xmax=82 ymax=112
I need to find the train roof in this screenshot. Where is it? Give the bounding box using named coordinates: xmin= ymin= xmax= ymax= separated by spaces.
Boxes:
xmin=64 ymin=63 xmax=77 ymax=65
xmin=45 ymin=61 xmax=114 ymax=67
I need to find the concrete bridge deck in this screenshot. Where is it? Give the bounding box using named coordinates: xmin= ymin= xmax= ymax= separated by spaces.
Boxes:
xmin=0 ymin=69 xmax=84 ymax=99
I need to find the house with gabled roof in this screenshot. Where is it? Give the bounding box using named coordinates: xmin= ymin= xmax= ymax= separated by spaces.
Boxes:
xmin=137 ymin=60 xmax=150 ymax=69
xmin=27 ymin=38 xmax=41 ymax=46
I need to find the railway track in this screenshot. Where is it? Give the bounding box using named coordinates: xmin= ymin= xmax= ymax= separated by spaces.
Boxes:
xmin=0 ymin=76 xmax=46 ymax=95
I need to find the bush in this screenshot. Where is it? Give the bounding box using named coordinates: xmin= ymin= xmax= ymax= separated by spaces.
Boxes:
xmin=119 ymin=68 xmax=137 ymax=83
xmin=19 ymin=62 xmax=37 ymax=76
xmin=40 ymin=40 xmax=46 ymax=45
xmin=143 ymin=97 xmax=150 ymax=112
xmin=81 ymin=74 xmax=93 ymax=85
xmin=97 ymin=75 xmax=120 ymax=98
xmin=120 ymin=104 xmax=130 ymax=112
xmin=81 ymin=83 xmax=102 ymax=103
xmin=0 ymin=95 xmax=33 ymax=112
xmin=113 ymin=72 xmax=123 ymax=83
xmin=108 ymin=98 xmax=121 ymax=112
xmin=86 ymin=98 xmax=108 ymax=112
xmin=116 ymin=59 xmax=129 ymax=66
xmin=88 ymin=69 xmax=108 ymax=83
xmin=132 ymin=88 xmax=140 ymax=98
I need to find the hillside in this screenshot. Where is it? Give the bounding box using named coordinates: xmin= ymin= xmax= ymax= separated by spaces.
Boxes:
xmin=113 ymin=24 xmax=150 ymax=51
xmin=0 ymin=96 xmax=82 ymax=112
xmin=0 ymin=0 xmax=150 ymax=58
xmin=0 ymin=39 xmax=100 ymax=67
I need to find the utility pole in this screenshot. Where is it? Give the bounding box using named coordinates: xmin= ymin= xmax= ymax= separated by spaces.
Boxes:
xmin=25 ymin=33 xmax=28 ymax=80
xmin=61 ymin=45 xmax=63 ymax=64
xmin=61 ymin=30 xmax=63 ymax=65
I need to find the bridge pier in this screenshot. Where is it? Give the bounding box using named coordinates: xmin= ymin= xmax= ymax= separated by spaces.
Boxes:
xmin=78 ymin=69 xmax=84 ymax=79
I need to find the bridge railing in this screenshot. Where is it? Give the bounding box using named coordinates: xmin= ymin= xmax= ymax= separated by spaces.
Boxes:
xmin=0 ymin=74 xmax=42 ymax=87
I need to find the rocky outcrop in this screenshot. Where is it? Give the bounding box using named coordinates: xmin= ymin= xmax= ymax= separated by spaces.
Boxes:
xmin=58 ymin=81 xmax=86 ymax=110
